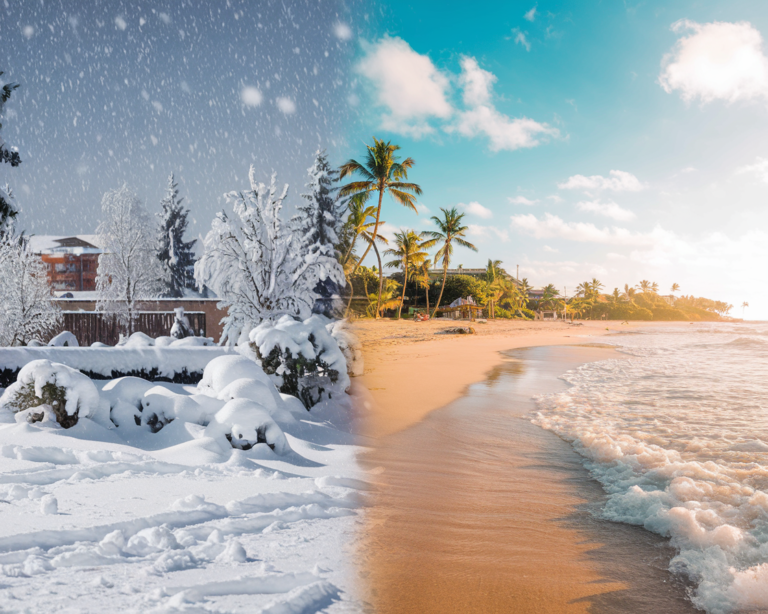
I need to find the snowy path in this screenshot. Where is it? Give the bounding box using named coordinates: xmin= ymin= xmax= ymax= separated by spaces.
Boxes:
xmin=0 ymin=425 xmax=368 ymax=613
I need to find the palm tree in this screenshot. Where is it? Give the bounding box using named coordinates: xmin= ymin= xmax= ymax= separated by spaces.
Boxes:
xmin=413 ymin=258 xmax=433 ymax=315
xmin=636 ymin=280 xmax=652 ymax=293
xmin=610 ymin=288 xmax=621 ymax=303
xmin=540 ymin=284 xmax=561 ymax=311
xmin=576 ymin=281 xmax=591 ymax=298
xmin=484 ymin=259 xmax=504 ymax=318
xmin=671 ymin=283 xmax=680 ymax=294
xmin=339 ymin=138 xmax=422 ymax=318
xmin=367 ymin=278 xmax=402 ymax=318
xmin=518 ymin=278 xmax=533 ymax=308
xmin=651 ymin=281 xmax=659 ymax=294
xmin=342 ymin=201 xmax=380 ymax=315
xmin=422 ymin=207 xmax=478 ymax=318
xmin=622 ymin=284 xmax=636 ymax=301
xmin=384 ymin=230 xmax=429 ymax=319
xmin=742 ymin=301 xmax=749 ymax=318
xmin=590 ymin=278 xmax=604 ymax=297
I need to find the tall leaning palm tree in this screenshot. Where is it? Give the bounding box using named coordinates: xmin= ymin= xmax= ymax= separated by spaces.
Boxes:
xmin=423 ymin=207 xmax=477 ymax=318
xmin=339 ymin=138 xmax=422 ymax=318
xmin=384 ymin=230 xmax=429 ymax=319
xmin=636 ymin=280 xmax=652 ymax=293
xmin=341 ymin=201 xmax=384 ymax=316
xmin=484 ymin=259 xmax=504 ymax=318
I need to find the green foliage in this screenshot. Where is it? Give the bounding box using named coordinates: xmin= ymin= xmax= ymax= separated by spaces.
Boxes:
xmin=6 ymin=381 xmax=77 ymax=428
xmin=432 ymin=274 xmax=487 ymax=307
xmin=252 ymin=336 xmax=339 ymax=409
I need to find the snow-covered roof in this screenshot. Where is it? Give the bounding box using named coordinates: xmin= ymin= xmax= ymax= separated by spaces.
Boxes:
xmin=28 ymin=234 xmax=103 ymax=255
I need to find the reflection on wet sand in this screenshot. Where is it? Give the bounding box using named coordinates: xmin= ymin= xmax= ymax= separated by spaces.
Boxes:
xmin=361 ymin=346 xmax=697 ymax=614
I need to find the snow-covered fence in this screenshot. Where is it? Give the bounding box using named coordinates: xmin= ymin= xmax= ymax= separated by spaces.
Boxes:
xmin=51 ymin=311 xmax=206 ymax=346
xmin=0 ymin=346 xmax=234 ymax=387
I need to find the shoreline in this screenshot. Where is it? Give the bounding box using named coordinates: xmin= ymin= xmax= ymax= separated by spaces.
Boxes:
xmin=354 ymin=320 xmax=697 ymax=613
xmin=352 ymin=319 xmax=673 ymax=439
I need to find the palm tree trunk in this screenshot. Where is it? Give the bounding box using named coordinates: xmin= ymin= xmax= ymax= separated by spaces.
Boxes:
xmin=372 ymin=238 xmax=383 ymax=317
xmin=398 ymin=264 xmax=407 ymax=319
xmin=425 ymin=285 xmax=430 ymax=316
xmin=344 ymin=239 xmax=374 ymax=317
xmin=370 ymin=185 xmax=385 ymax=319
xmin=431 ymin=262 xmax=448 ymax=319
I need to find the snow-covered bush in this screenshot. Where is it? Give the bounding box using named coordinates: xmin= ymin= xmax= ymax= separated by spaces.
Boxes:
xmin=0 ymin=360 xmax=101 ymax=428
xmin=326 ymin=319 xmax=363 ymax=377
xmin=48 ymin=331 xmax=79 ymax=347
xmin=96 ymin=185 xmax=167 ymax=334
xmin=204 ymin=398 xmax=290 ymax=454
xmin=0 ymin=234 xmax=61 ymax=346
xmin=170 ymin=307 xmax=194 ymax=339
xmin=248 ymin=314 xmax=349 ymax=409
xmin=194 ymin=166 xmax=344 ymax=344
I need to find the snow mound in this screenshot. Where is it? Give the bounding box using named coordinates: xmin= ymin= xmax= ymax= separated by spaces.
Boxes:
xmin=117 ymin=331 xmax=215 ymax=348
xmin=47 ymin=331 xmax=79 ymax=347
xmin=0 ymin=360 xmax=105 ymax=428
xmin=205 ymin=398 xmax=291 ymax=455
xmin=197 ymin=354 xmax=272 ymax=397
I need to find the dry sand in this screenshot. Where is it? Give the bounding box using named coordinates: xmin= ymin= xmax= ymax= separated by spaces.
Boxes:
xmin=353 ymin=319 xmax=692 ymax=614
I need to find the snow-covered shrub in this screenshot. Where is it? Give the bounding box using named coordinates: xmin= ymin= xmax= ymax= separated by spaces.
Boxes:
xmin=0 ymin=360 xmax=101 ymax=428
xmin=248 ymin=314 xmax=349 ymax=409
xmin=139 ymin=386 xmax=223 ymax=432
xmin=0 ymin=234 xmax=61 ymax=346
xmin=170 ymin=307 xmax=194 ymax=339
xmin=194 ymin=166 xmax=344 ymax=344
xmin=326 ymin=319 xmax=363 ymax=377
xmin=204 ymin=398 xmax=290 ymax=455
xmin=47 ymin=331 xmax=79 ymax=347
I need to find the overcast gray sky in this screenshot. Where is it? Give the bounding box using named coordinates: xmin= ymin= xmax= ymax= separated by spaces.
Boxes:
xmin=0 ymin=0 xmax=357 ymax=242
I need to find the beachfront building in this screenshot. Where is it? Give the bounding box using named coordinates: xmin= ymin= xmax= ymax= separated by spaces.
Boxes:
xmin=28 ymin=235 xmax=103 ymax=294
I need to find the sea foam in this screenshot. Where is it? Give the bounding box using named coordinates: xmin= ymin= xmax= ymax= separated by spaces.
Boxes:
xmin=532 ymin=323 xmax=768 ymax=614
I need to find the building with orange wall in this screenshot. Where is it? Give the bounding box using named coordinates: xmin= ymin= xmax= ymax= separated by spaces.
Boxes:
xmin=28 ymin=236 xmax=102 ymax=294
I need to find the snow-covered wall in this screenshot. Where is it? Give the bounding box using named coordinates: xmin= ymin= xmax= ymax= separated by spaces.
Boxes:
xmin=0 ymin=347 xmax=235 ymax=386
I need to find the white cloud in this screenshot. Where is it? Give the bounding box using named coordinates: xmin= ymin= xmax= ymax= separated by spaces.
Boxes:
xmin=606 ymin=252 xmax=626 ymax=260
xmin=576 ymin=200 xmax=636 ymax=221
xmin=467 ymin=224 xmax=509 ymax=241
xmin=543 ymin=245 xmax=558 ymax=253
xmin=451 ymin=57 xmax=558 ymax=151
xmin=524 ymin=6 xmax=537 ymax=22
xmin=241 ymin=86 xmax=263 ymax=107
xmin=276 ymin=97 xmax=296 ymax=114
xmin=547 ymin=194 xmax=564 ymax=203
xmin=513 ymin=28 xmax=531 ymax=52
xmin=454 ymin=107 xmax=558 ymax=152
xmin=659 ymin=20 xmax=768 ymax=103
xmin=558 ymin=170 xmax=645 ymax=192
xmin=736 ymin=156 xmax=768 ymax=182
xmin=459 ymin=201 xmax=493 ymax=219
xmin=416 ymin=203 xmax=430 ymax=214
xmin=333 ymin=22 xmax=352 ymax=41
xmin=356 ymin=36 xmax=452 ymax=136
xmin=458 ymin=57 xmax=495 ymax=107
xmin=510 ymin=213 xmax=658 ymax=245
xmin=508 ymin=195 xmax=539 ymax=206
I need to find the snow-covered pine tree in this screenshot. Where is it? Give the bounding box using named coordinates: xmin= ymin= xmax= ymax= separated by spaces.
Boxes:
xmin=0 ymin=183 xmax=19 ymax=237
xmin=0 ymin=233 xmax=61 ymax=346
xmin=293 ymin=150 xmax=346 ymax=316
xmin=156 ymin=173 xmax=196 ymax=298
xmin=96 ymin=185 xmax=167 ymax=334
xmin=0 ymin=73 xmax=21 ymax=235
xmin=195 ymin=166 xmax=336 ymax=345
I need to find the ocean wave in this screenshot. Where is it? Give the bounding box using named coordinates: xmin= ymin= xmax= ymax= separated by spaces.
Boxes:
xmin=532 ymin=328 xmax=768 ymax=614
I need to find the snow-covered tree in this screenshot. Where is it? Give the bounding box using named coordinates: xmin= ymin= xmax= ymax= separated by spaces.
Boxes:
xmin=96 ymin=185 xmax=167 ymax=333
xmin=0 ymin=234 xmax=61 ymax=346
xmin=195 ymin=166 xmax=344 ymax=344
xmin=293 ymin=150 xmax=346 ymax=316
xmin=0 ymin=183 xmax=19 ymax=237
xmin=156 ymin=173 xmax=196 ymax=298
xmin=1 ymin=73 xmax=21 ymax=234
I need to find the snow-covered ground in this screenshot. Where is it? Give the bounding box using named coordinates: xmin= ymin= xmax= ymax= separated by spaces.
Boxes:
xmin=0 ymin=340 xmax=368 ymax=612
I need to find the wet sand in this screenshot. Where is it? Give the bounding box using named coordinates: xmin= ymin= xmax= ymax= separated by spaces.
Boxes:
xmin=357 ymin=341 xmax=698 ymax=613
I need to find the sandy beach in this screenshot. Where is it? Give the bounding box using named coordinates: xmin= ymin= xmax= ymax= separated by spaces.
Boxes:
xmin=353 ymin=319 xmax=694 ymax=614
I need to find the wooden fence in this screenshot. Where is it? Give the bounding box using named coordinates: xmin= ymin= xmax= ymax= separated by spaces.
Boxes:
xmin=55 ymin=311 xmax=206 ymax=346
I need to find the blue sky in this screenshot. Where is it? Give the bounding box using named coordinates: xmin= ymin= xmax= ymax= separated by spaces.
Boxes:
xmin=346 ymin=0 xmax=768 ymax=319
